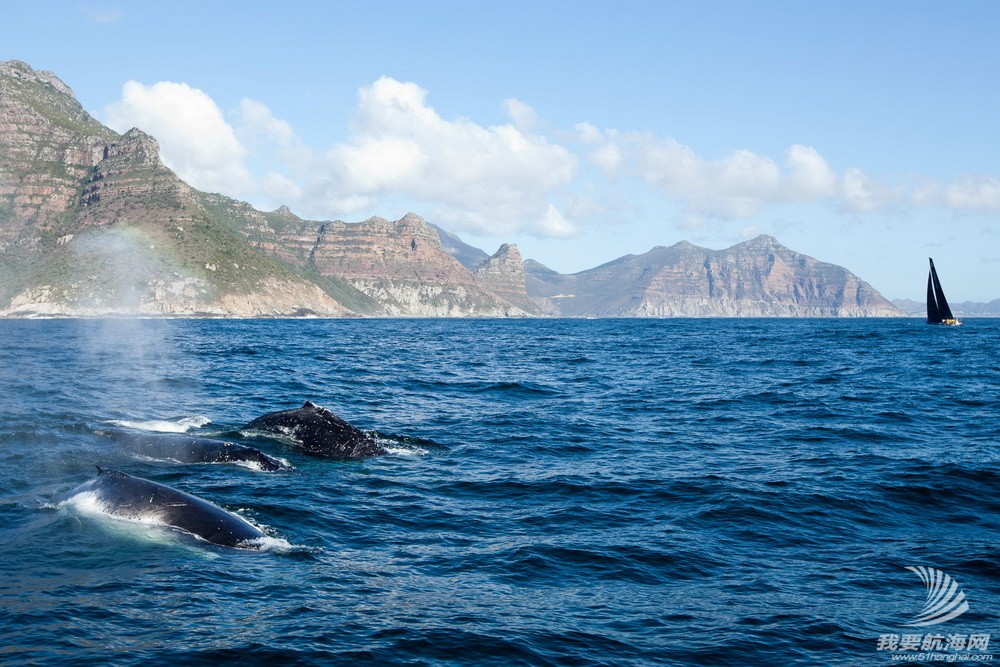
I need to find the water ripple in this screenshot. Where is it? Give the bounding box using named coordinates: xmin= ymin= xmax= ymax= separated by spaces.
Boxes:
xmin=1 ymin=318 xmax=999 ymax=665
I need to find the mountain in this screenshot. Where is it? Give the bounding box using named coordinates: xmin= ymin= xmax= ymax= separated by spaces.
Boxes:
xmin=429 ymin=223 xmax=490 ymax=269
xmin=0 ymin=61 xmax=349 ymax=316
xmin=1 ymin=60 xmax=904 ymax=319
xmin=472 ymin=243 xmax=538 ymax=313
xmin=892 ymin=298 xmax=1000 ymax=317
xmin=237 ymin=210 xmax=537 ymax=316
xmin=523 ymin=235 xmax=903 ymax=317
xmin=890 ymin=299 xmax=922 ymax=316
xmin=0 ymin=60 xmax=532 ymax=317
xmin=428 ymin=227 xmax=904 ymax=318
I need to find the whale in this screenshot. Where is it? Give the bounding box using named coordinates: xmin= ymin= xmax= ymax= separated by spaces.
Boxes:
xmin=95 ymin=429 xmax=290 ymax=472
xmin=243 ymin=401 xmax=386 ymax=459
xmin=61 ymin=467 xmax=266 ymax=548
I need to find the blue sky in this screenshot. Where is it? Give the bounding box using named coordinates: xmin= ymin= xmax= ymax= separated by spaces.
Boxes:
xmin=5 ymin=1 xmax=1000 ymax=300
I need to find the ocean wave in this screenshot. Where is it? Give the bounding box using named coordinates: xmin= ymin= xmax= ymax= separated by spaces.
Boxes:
xmin=239 ymin=535 xmax=319 ymax=554
xmin=107 ymin=415 xmax=211 ymax=433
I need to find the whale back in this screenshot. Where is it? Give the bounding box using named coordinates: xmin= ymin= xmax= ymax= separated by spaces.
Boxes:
xmin=83 ymin=468 xmax=264 ymax=547
xmin=243 ymin=401 xmax=385 ymax=458
xmin=95 ymin=430 xmax=288 ymax=471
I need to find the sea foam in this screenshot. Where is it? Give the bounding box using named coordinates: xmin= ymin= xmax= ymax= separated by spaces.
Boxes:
xmin=107 ymin=415 xmax=211 ymax=433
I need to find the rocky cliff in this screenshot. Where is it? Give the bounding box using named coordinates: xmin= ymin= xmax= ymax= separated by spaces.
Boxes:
xmin=0 ymin=60 xmax=113 ymax=236
xmin=0 ymin=60 xmax=115 ymax=304
xmin=242 ymin=211 xmax=537 ymax=316
xmin=0 ymin=62 xmax=349 ymax=317
xmin=472 ymin=244 xmax=538 ymax=313
xmin=523 ymin=235 xmax=904 ymax=317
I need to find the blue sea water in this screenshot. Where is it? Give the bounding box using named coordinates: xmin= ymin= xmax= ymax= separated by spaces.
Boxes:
xmin=0 ymin=318 xmax=998 ymax=666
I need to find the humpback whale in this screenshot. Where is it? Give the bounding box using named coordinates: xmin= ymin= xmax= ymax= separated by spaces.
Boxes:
xmin=243 ymin=401 xmax=386 ymax=458
xmin=95 ymin=429 xmax=290 ymax=472
xmin=62 ymin=467 xmax=266 ymax=548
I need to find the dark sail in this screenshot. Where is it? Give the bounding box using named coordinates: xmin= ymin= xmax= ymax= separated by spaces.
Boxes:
xmin=926 ymin=269 xmax=940 ymax=323
xmin=927 ymin=258 xmax=955 ymax=323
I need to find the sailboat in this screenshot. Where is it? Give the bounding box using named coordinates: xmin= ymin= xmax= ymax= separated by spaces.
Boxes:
xmin=927 ymin=258 xmax=961 ymax=326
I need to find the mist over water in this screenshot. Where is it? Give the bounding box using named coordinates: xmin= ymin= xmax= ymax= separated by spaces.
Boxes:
xmin=1 ymin=318 xmax=998 ymax=665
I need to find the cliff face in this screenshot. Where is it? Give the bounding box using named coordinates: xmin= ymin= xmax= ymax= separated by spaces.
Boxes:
xmin=474 ymin=243 xmax=523 ymax=295
xmin=0 ymin=60 xmax=113 ymax=238
xmin=0 ymin=61 xmax=348 ymax=317
xmin=269 ymin=212 xmax=535 ymax=316
xmin=313 ymin=213 xmax=467 ymax=281
xmin=472 ymin=243 xmax=539 ymax=313
xmin=74 ymin=128 xmax=195 ymax=229
xmin=0 ymin=61 xmax=115 ymax=303
xmin=525 ymin=235 xmax=904 ymax=317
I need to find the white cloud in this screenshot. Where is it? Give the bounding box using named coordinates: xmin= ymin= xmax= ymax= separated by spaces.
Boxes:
xmin=839 ymin=168 xmax=901 ymax=213
xmin=236 ymin=99 xmax=299 ymax=148
xmin=589 ymin=141 xmax=623 ymax=174
xmin=629 ymin=134 xmax=782 ymax=218
xmin=503 ymin=98 xmax=538 ymax=130
xmin=580 ymin=126 xmax=905 ymax=219
xmin=107 ymin=77 xmax=579 ymax=236
xmin=574 ymin=121 xmax=605 ymax=146
xmin=102 ymin=74 xmax=1000 ymax=240
xmin=312 ymin=76 xmax=578 ymax=236
xmin=538 ymin=204 xmax=577 ymax=238
xmin=261 ymin=172 xmax=302 ymax=202
xmin=915 ymin=176 xmax=1000 ymax=214
xmin=104 ymin=81 xmax=253 ymax=196
xmin=783 ymin=145 xmax=838 ymax=200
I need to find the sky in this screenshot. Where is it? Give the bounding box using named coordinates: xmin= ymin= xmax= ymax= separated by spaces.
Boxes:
xmin=4 ymin=1 xmax=1000 ymax=301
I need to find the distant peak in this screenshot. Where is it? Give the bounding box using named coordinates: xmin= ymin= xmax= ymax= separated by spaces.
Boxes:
xmin=0 ymin=60 xmax=40 ymax=79
xmin=1 ymin=59 xmax=33 ymax=73
xmin=399 ymin=212 xmax=427 ymax=225
xmin=93 ymin=127 xmax=166 ymax=171
xmin=655 ymin=240 xmax=706 ymax=253
xmin=491 ymin=243 xmax=521 ymax=261
xmin=122 ymin=127 xmax=159 ymax=146
xmin=273 ymin=205 xmax=296 ymax=217
xmin=523 ymin=258 xmax=551 ymax=270
xmin=115 ymin=128 xmax=162 ymax=162
xmin=744 ymin=234 xmax=780 ymax=246
xmin=1 ymin=59 xmax=75 ymax=97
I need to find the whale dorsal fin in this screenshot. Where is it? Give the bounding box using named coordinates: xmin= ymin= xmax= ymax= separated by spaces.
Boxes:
xmin=96 ymin=465 xmax=106 ymax=475
xmin=303 ymin=401 xmax=332 ymax=416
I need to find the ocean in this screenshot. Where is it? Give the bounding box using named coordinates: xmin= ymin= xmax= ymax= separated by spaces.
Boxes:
xmin=1 ymin=318 xmax=997 ymax=666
